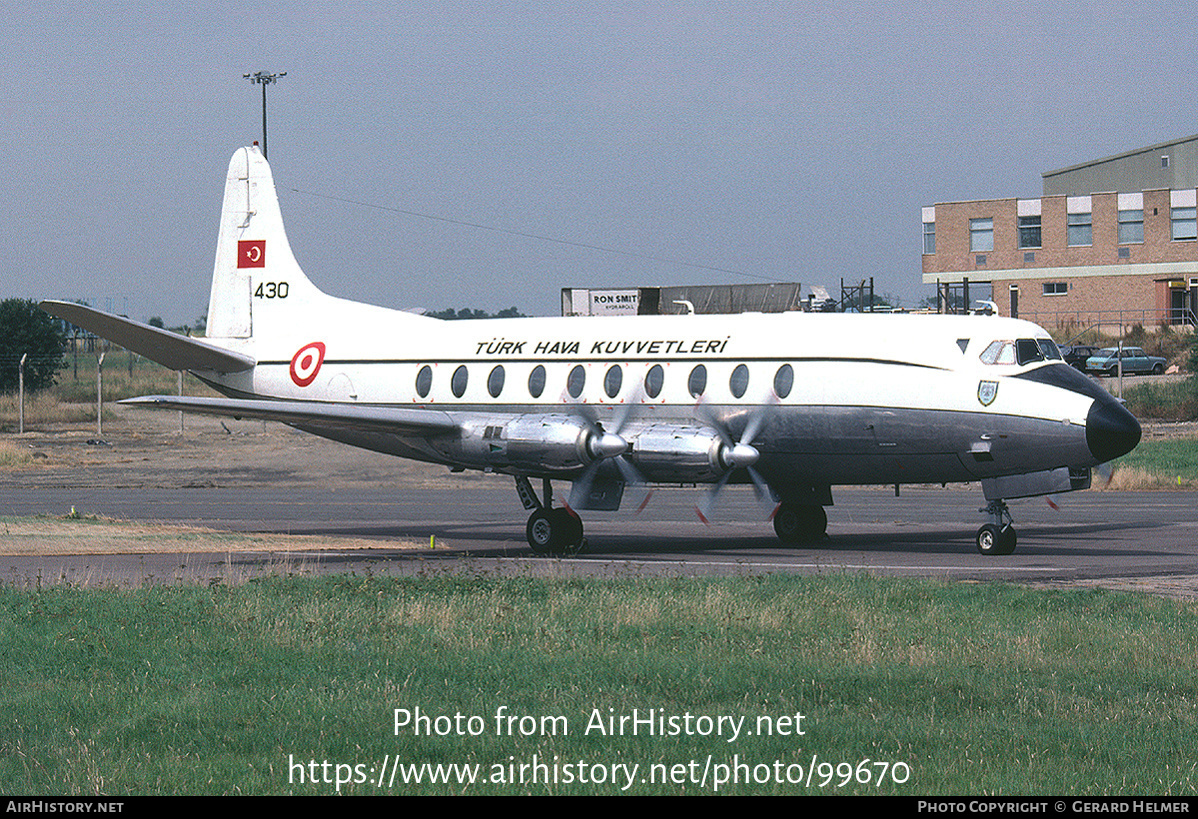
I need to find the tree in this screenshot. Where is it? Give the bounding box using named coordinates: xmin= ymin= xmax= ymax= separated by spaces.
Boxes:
xmin=0 ymin=299 xmax=66 ymax=392
xmin=427 ymin=306 xmax=527 ymax=320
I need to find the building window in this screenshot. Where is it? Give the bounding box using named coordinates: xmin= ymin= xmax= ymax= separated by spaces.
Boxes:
xmin=1172 ymin=207 xmax=1197 ymax=241
xmin=1118 ymin=209 xmax=1144 ymax=244
xmin=1042 ymin=282 xmax=1067 ymax=296
xmin=1067 ymin=212 xmax=1092 ymax=246
xmin=923 ymin=221 xmax=936 ymax=254
xmin=970 ymin=218 xmax=993 ymax=252
xmin=1018 ymin=215 xmax=1041 ymax=249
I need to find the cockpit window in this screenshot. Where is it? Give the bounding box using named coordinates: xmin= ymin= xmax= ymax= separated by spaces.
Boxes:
xmin=979 ymin=340 xmax=1017 ymax=365
xmin=1015 ymin=339 xmax=1044 ymax=366
xmin=980 ymin=338 xmax=1057 ymax=366
xmin=1036 ymin=338 xmax=1062 ymax=360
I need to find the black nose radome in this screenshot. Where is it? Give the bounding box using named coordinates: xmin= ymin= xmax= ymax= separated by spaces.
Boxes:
xmin=1087 ymin=398 xmax=1142 ymax=463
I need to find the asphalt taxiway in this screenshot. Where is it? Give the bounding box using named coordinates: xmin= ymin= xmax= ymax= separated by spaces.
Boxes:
xmin=2 ymin=416 xmax=1196 ymax=594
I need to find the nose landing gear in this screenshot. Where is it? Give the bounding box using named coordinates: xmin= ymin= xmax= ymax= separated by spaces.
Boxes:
xmin=976 ymin=499 xmax=1017 ymax=555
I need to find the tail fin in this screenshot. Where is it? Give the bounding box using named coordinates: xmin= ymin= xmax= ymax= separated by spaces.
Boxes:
xmin=207 ymin=145 xmax=323 ymax=340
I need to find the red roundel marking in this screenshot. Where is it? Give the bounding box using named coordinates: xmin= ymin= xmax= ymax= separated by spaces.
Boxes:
xmin=290 ymin=342 xmax=326 ymax=387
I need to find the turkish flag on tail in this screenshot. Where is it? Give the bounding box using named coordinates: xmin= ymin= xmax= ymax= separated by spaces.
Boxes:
xmin=237 ymin=240 xmax=266 ymax=268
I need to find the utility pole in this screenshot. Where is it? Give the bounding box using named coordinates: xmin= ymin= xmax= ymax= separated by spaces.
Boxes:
xmin=243 ymin=71 xmax=286 ymax=159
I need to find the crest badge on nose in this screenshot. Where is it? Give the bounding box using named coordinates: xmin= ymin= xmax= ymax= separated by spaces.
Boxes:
xmin=977 ymin=380 xmax=998 ymax=406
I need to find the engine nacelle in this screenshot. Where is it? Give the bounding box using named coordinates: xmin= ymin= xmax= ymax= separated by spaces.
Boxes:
xmin=628 ymin=424 xmax=726 ymax=483
xmin=456 ymin=414 xmax=597 ymax=475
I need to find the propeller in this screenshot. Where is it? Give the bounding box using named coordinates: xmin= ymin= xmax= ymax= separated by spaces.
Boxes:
xmin=565 ymin=379 xmax=648 ymax=509
xmin=693 ymin=396 xmax=777 ymax=524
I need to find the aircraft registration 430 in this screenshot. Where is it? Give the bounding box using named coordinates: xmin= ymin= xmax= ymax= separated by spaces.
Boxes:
xmin=42 ymin=145 xmax=1142 ymax=556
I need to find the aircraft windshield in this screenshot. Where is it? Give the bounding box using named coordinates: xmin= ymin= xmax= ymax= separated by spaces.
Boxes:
xmin=979 ymin=338 xmax=1061 ymax=366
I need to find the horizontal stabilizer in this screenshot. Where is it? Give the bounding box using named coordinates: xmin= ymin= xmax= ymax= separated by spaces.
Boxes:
xmin=120 ymin=395 xmax=460 ymax=437
xmin=40 ymin=301 xmax=255 ymax=373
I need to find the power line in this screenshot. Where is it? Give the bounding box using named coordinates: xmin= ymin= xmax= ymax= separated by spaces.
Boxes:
xmin=288 ymin=186 xmax=783 ymax=282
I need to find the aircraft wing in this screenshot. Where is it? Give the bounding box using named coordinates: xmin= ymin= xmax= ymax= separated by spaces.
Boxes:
xmin=40 ymin=300 xmax=255 ymax=373
xmin=120 ymin=395 xmax=460 ymax=436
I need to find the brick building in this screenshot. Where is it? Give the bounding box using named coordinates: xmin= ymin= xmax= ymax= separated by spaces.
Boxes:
xmin=921 ymin=135 xmax=1198 ymax=332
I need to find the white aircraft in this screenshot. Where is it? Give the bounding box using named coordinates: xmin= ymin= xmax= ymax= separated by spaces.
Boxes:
xmin=42 ymin=145 xmax=1142 ymax=556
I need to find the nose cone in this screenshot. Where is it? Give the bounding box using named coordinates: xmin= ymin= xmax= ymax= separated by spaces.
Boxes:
xmin=1086 ymin=398 xmax=1141 ymax=463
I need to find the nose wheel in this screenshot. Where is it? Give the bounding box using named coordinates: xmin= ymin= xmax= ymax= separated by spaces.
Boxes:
xmin=976 ymin=500 xmax=1017 ymax=555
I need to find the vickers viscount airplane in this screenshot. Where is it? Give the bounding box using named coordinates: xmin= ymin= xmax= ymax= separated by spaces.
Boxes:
xmin=42 ymin=145 xmax=1142 ymax=556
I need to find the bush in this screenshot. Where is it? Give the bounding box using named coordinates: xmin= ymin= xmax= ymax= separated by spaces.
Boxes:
xmin=0 ymin=299 xmax=66 ymax=392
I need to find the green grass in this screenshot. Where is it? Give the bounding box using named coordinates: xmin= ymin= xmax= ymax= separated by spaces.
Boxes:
xmin=1 ymin=574 xmax=1196 ymax=795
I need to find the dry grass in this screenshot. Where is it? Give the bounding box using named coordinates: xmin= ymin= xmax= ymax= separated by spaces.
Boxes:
xmin=1102 ymin=465 xmax=1196 ymax=491
xmin=0 ymin=515 xmax=429 ymax=556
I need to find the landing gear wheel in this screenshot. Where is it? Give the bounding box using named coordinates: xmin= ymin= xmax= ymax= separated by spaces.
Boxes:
xmin=526 ymin=508 xmax=555 ymax=554
xmin=997 ymin=524 xmax=1017 ymax=555
xmin=976 ymin=523 xmax=1000 ymax=555
xmin=550 ymin=507 xmax=584 ymax=555
xmin=773 ymin=503 xmax=827 ymax=544
xmin=976 ymin=523 xmax=1018 ymax=556
xmin=525 ymin=507 xmax=585 ymax=555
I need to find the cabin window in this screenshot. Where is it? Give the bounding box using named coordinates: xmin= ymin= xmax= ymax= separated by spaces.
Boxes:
xmin=528 ymin=365 xmax=546 ymax=398
xmin=415 ymin=365 xmax=432 ymax=398
xmin=688 ymin=365 xmax=707 ymax=398
xmin=645 ymin=364 xmax=664 ymax=398
xmin=567 ymin=365 xmax=586 ymax=399
xmin=487 ymin=365 xmax=505 ymax=398
xmin=773 ymin=364 xmax=793 ymax=399
xmin=730 ymin=364 xmax=749 ymax=399
xmin=451 ymin=365 xmax=468 ymax=398
xmin=604 ymin=365 xmax=622 ymax=399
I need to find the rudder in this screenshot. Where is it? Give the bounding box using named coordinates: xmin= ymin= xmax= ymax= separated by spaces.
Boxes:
xmin=207 ymin=145 xmax=322 ymax=340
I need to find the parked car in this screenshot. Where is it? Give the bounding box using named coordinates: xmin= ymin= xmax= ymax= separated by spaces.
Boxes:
xmin=1084 ymin=347 xmax=1167 ymax=376
xmin=1061 ymin=344 xmax=1101 ymax=371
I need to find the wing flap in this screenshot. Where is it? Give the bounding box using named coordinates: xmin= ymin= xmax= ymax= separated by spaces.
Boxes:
xmin=40 ymin=301 xmax=255 ymax=373
xmin=120 ymin=395 xmax=459 ymax=436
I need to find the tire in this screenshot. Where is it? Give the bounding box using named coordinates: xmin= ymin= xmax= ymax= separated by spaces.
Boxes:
xmin=1153 ymin=363 xmax=1164 ymax=375
xmin=976 ymin=523 xmax=1000 ymax=555
xmin=997 ymin=524 xmax=1017 ymax=555
xmin=526 ymin=508 xmax=556 ymax=554
xmin=773 ymin=504 xmax=826 ymax=544
xmin=549 ymin=507 xmax=583 ymax=554
xmin=977 ymin=523 xmax=1017 ymax=556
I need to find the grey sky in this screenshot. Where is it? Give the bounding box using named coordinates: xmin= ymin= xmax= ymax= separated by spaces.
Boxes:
xmin=5 ymin=2 xmax=1197 ymax=323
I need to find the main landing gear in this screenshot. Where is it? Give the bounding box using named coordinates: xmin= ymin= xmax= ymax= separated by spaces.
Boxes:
xmin=771 ymin=502 xmax=828 ymax=544
xmin=976 ymin=499 xmax=1017 ymax=556
xmin=516 ymin=476 xmax=586 ymax=555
